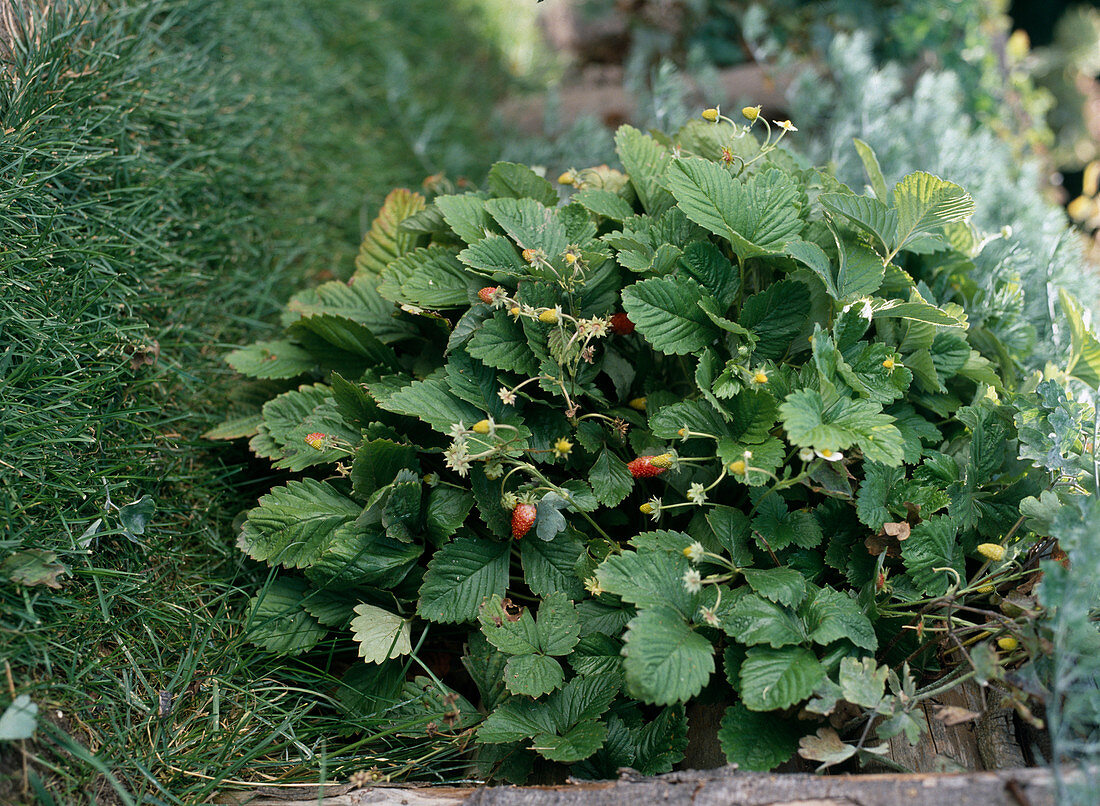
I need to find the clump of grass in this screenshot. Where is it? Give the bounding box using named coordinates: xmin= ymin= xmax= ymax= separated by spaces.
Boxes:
xmin=0 ymin=0 xmax=518 ymax=801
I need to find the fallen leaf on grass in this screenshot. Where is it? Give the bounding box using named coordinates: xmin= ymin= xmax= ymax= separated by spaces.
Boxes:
xmin=1 ymin=549 xmax=70 ymax=589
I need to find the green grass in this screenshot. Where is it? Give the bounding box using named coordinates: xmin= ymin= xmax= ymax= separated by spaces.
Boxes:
xmin=0 ymin=0 xmax=524 ymax=801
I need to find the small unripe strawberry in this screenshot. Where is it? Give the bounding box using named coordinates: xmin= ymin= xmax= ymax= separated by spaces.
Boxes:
xmin=610 ymin=312 xmax=635 ymax=335
xmin=701 ymin=107 xmax=719 ymax=122
xmin=628 ymin=397 xmax=647 ymax=411
xmin=997 ymin=636 xmax=1018 ymax=651
xmin=628 ymin=454 xmax=673 ymax=478
xmin=511 ymin=503 xmax=537 ymax=539
xmin=478 ymin=286 xmax=499 ymax=304
xmin=304 ymin=432 xmax=326 ymax=450
xmin=742 ymin=105 xmax=761 ymax=122
xmin=472 ymin=419 xmax=492 ymax=435
xmin=558 ymin=171 xmax=575 ymax=186
xmin=538 ymin=309 xmax=559 ymax=324
xmin=977 ymin=543 xmax=1006 ymax=562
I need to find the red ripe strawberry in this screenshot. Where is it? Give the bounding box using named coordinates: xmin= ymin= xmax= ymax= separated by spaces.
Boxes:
xmin=627 ymin=454 xmax=672 ymax=478
xmin=610 ymin=312 xmax=635 ymax=335
xmin=511 ymin=503 xmax=537 ymax=539
xmin=478 ymin=286 xmax=499 ymax=304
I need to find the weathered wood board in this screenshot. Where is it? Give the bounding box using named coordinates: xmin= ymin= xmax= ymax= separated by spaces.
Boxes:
xmin=229 ymin=765 xmax=1073 ymax=806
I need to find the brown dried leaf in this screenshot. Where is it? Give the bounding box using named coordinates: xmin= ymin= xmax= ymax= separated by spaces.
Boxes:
xmin=932 ymin=704 xmax=982 ymax=726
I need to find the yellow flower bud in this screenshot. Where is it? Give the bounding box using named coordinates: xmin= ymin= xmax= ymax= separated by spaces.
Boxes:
xmin=628 ymin=397 xmax=647 ymax=411
xmin=539 ymin=309 xmax=559 ymax=324
xmin=977 ymin=543 xmax=1006 ymax=562
xmin=997 ymin=636 xmax=1018 ymax=652
xmin=702 ymin=107 xmax=719 ymax=122
xmin=729 ymin=460 xmax=747 ymax=475
xmin=472 ymin=419 xmax=492 ymax=435
xmin=557 ymin=171 xmax=575 ymax=186
xmin=742 ymin=105 xmax=761 ymax=122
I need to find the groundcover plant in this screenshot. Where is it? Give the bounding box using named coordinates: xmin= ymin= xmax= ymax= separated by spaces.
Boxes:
xmin=213 ymin=109 xmax=1099 ymax=780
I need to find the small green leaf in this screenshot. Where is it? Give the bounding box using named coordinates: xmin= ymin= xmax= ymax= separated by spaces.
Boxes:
xmin=623 ymin=606 xmax=715 ymax=705
xmin=2 ymin=549 xmax=70 ymax=589
xmin=740 ymin=280 xmax=810 ymax=361
xmin=226 ymin=340 xmax=314 ymax=379
xmin=573 ymin=188 xmax=635 ymax=222
xmin=0 ymin=695 xmax=38 ymax=740
xmin=718 ymin=703 xmax=802 ymax=771
xmin=488 ymin=162 xmax=559 ymax=206
xmin=589 ymin=449 xmax=634 ymax=508
xmin=621 ymin=277 xmax=719 ymax=355
xmin=418 ymin=536 xmax=510 ymax=623
xmin=802 ymin=586 xmax=878 ymax=650
xmin=246 ymin=577 xmax=327 ymax=656
xmin=722 ymin=594 xmax=805 ymax=647
xmin=839 ymin=656 xmax=887 ymax=709
xmin=239 ymin=479 xmax=361 ymax=568
xmin=742 ymin=567 xmax=808 ymax=608
xmin=351 ymin=604 xmax=413 ymax=663
xmin=506 ymin=654 xmax=566 ymax=698
xmin=740 ymin=646 xmax=825 ymax=711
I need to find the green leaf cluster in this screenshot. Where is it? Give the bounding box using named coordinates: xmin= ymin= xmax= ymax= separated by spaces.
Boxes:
xmin=216 ymin=123 xmax=1099 ymax=779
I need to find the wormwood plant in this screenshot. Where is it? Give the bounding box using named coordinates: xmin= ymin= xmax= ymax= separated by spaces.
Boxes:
xmin=214 ymin=109 xmax=1100 ymax=779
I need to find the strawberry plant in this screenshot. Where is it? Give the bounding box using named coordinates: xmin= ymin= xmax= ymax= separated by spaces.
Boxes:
xmin=212 ymin=109 xmax=1100 ymax=780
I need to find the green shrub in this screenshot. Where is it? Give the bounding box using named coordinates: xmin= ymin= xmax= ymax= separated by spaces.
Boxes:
xmin=217 ymin=112 xmax=1098 ymax=779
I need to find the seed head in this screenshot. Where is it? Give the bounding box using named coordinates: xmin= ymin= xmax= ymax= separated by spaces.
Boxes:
xmin=977 ymin=543 xmax=1006 ymax=562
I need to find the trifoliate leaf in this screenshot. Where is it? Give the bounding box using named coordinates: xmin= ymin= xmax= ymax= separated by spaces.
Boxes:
xmin=742 ymin=567 xmax=808 ymax=608
xmin=351 ymin=604 xmax=412 ymax=664
xmin=752 ymin=494 xmax=823 ymax=551
xmin=468 ymin=312 xmax=540 ymax=375
xmin=417 ymin=536 xmax=509 ymax=623
xmin=778 ymin=389 xmax=904 ymax=466
xmin=623 ymin=606 xmax=715 ymax=705
xmin=838 ymin=656 xmax=887 ymax=709
xmin=666 ymin=160 xmax=803 ymax=260
xmin=589 ymin=449 xmax=634 ymax=508
xmin=802 ymin=586 xmax=878 ymax=650
xmin=718 ymin=703 xmax=802 ymax=771
xmin=722 ymin=594 xmax=805 ymax=647
xmin=739 ymin=646 xmax=825 ymax=711
xmin=621 ymin=276 xmax=719 ymax=355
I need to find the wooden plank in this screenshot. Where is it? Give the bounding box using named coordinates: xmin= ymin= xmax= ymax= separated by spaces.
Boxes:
xmin=232 ymin=766 xmax=1070 ymax=806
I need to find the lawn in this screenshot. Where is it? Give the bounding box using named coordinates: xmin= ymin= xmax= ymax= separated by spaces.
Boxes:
xmin=0 ymin=0 xmax=524 ymax=801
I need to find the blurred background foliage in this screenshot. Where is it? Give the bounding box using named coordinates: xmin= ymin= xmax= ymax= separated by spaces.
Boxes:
xmin=1 ymin=0 xmax=1097 ymax=802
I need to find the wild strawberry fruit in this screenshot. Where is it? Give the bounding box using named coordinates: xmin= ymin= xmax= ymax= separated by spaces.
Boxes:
xmin=628 ymin=454 xmax=673 ymax=478
xmin=511 ymin=503 xmax=537 ymax=539
xmin=610 ymin=312 xmax=635 ymax=335
xmin=478 ymin=287 xmax=499 ymax=304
